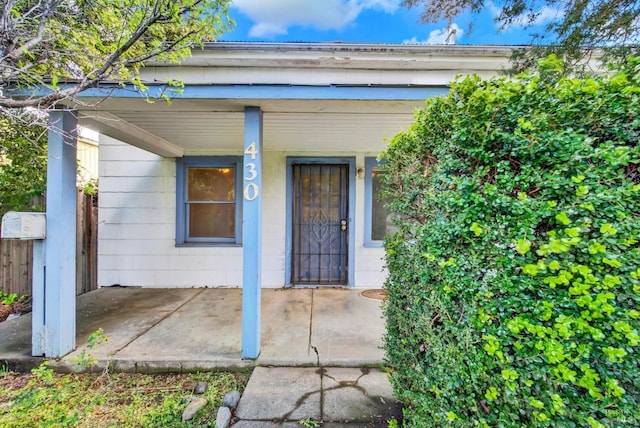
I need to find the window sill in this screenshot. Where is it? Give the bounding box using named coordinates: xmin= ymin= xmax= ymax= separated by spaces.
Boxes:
xmin=175 ymin=242 xmax=243 ymax=248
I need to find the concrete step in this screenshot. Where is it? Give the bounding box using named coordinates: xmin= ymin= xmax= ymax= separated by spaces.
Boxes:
xmin=233 ymin=366 xmax=402 ymax=427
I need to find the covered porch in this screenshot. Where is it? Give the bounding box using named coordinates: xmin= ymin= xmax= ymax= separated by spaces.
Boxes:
xmin=0 ymin=286 xmax=386 ymax=372
xmin=29 ymin=43 xmax=510 ymax=361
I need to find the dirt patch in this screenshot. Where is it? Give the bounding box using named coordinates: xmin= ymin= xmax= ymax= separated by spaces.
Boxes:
xmin=0 ymin=298 xmax=31 ymax=322
xmin=0 ymin=368 xmax=251 ymax=427
xmin=0 ymin=305 xmax=12 ymax=322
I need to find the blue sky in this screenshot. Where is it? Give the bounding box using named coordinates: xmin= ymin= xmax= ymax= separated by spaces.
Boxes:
xmin=222 ymin=0 xmax=563 ymax=45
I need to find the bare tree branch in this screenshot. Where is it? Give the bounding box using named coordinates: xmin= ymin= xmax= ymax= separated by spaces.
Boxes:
xmin=401 ymin=0 xmax=640 ymax=70
xmin=0 ymin=0 xmax=232 ymax=115
xmin=3 ymin=0 xmax=56 ymax=61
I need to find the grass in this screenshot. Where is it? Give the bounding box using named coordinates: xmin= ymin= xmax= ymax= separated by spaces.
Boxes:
xmin=0 ymin=362 xmax=251 ymax=427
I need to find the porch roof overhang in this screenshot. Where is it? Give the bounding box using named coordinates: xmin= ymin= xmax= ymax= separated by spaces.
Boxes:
xmin=76 ymin=83 xmax=450 ymax=158
xmin=71 ymin=42 xmax=515 ymax=157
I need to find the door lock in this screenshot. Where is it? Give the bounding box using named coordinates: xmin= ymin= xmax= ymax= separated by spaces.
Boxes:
xmin=340 ymin=219 xmax=347 ymax=231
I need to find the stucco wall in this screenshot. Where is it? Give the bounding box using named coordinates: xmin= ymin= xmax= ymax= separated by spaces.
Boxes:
xmin=98 ymin=136 xmax=387 ymax=288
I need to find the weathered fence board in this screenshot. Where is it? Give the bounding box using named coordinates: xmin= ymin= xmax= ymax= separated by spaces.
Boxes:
xmin=76 ymin=191 xmax=98 ymax=295
xmin=0 ymin=239 xmax=32 ymax=297
xmin=0 ymin=190 xmax=97 ymax=298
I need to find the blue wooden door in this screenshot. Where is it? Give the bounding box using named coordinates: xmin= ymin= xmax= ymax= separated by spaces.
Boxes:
xmin=292 ymin=164 xmax=349 ymax=285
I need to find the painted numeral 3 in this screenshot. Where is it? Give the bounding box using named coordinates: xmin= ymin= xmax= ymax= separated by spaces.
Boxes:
xmin=245 ymin=162 xmax=257 ymax=180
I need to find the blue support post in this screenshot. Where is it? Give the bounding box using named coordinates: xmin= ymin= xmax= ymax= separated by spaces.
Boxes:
xmin=31 ymin=240 xmax=45 ymax=356
xmin=45 ymin=110 xmax=77 ymax=357
xmin=241 ymin=106 xmax=263 ymax=359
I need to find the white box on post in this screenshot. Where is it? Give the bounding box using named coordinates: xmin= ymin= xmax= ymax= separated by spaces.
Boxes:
xmin=1 ymin=212 xmax=46 ymax=240
xmin=1 ymin=211 xmax=47 ymax=356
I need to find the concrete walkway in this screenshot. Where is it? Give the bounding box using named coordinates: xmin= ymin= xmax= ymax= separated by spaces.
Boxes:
xmin=233 ymin=367 xmax=402 ymax=427
xmin=0 ymin=287 xmax=402 ymax=426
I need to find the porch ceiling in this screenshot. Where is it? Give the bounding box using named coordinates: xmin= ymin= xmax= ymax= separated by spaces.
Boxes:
xmin=78 ymin=97 xmax=424 ymax=155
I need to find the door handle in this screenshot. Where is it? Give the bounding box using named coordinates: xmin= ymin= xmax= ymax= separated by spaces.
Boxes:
xmin=340 ymin=219 xmax=347 ymax=231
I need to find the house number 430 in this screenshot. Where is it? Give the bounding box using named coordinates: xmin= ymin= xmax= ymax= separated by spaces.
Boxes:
xmin=244 ymin=142 xmax=259 ymax=201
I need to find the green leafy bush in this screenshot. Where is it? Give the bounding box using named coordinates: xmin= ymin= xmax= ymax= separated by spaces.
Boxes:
xmin=382 ymin=56 xmax=640 ymax=427
xmin=0 ymin=116 xmax=47 ymax=217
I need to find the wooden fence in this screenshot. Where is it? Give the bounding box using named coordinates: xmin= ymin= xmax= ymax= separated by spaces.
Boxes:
xmin=0 ymin=190 xmax=98 ymax=298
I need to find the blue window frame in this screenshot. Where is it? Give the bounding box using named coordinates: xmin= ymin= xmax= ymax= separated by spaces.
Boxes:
xmin=176 ymin=156 xmax=243 ymax=246
xmin=364 ymin=157 xmax=391 ymax=247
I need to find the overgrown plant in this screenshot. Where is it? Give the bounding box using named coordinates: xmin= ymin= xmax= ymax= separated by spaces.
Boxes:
xmin=0 ymin=365 xmax=249 ymax=427
xmin=0 ymin=292 xmax=28 ymax=306
xmin=70 ymin=328 xmax=109 ymax=372
xmin=0 ymin=116 xmax=47 ymax=217
xmin=298 ymin=417 xmax=321 ymax=428
xmin=382 ymin=56 xmax=639 ymax=427
xmin=0 ymin=291 xmax=30 ymax=322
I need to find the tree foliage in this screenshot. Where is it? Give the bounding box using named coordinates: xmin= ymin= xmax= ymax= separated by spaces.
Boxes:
xmin=0 ymin=0 xmax=232 ymax=116
xmin=402 ymin=0 xmax=640 ymax=70
xmin=0 ymin=115 xmax=47 ymax=216
xmin=382 ymin=56 xmax=640 ymax=426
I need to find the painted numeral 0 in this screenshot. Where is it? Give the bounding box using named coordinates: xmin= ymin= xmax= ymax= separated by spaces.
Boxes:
xmin=244 ymin=183 xmax=259 ymax=201
xmin=244 ymin=142 xmax=259 ymax=201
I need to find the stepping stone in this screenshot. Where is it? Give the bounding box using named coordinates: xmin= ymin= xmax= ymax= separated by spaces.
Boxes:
xmin=235 ymin=367 xmax=321 ymax=421
xmin=182 ymin=396 xmax=208 ymax=421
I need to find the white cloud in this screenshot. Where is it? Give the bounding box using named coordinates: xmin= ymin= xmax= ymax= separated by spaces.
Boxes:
xmin=488 ymin=1 xmax=563 ymax=29
xmin=403 ymin=23 xmax=463 ymax=45
xmin=232 ymin=0 xmax=398 ymax=38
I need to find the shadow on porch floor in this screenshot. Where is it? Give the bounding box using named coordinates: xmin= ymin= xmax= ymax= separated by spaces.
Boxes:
xmin=0 ymin=287 xmax=387 ymax=373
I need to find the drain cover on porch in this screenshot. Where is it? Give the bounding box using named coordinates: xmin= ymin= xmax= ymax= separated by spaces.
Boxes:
xmin=360 ymin=289 xmax=388 ymax=300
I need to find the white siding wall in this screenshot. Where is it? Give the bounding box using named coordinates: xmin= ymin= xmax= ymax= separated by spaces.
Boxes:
xmin=98 ymin=137 xmax=386 ymax=288
xmin=77 ymin=138 xmax=99 ymax=182
xmin=354 ymin=153 xmax=388 ymax=287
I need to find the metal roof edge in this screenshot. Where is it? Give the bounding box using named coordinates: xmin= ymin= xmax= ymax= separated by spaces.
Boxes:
xmin=198 ymin=41 xmax=521 ymax=56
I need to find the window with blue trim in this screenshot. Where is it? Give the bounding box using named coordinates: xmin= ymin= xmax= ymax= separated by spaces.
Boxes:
xmin=364 ymin=157 xmax=393 ymax=247
xmin=176 ymin=157 xmax=243 ymax=245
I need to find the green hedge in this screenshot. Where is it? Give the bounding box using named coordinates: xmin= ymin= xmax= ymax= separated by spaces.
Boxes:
xmin=0 ymin=117 xmax=47 ymax=216
xmin=382 ymin=56 xmax=640 ymax=427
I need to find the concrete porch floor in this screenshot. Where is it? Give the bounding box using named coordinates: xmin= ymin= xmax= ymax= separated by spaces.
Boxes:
xmin=0 ymin=287 xmax=387 ymax=372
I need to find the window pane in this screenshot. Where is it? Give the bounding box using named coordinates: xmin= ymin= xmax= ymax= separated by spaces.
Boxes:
xmin=371 ymin=169 xmax=391 ymax=241
xmin=189 ymin=203 xmax=235 ymax=239
xmin=188 ymin=167 xmax=235 ymax=201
